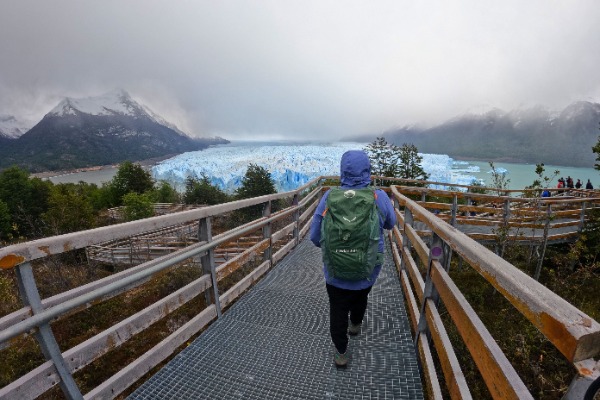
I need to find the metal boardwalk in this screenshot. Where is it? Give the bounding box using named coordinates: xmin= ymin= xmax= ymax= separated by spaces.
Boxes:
xmin=129 ymin=237 xmax=424 ymax=399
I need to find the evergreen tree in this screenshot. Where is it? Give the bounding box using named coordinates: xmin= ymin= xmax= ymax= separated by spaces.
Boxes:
xmin=0 ymin=166 xmax=51 ymax=238
xmin=235 ymin=164 xmax=276 ymax=199
xmin=184 ymin=176 xmax=229 ymax=205
xmin=150 ymin=181 xmax=181 ymax=203
xmin=365 ymin=138 xmax=429 ymax=186
xmin=0 ymin=200 xmax=11 ymax=240
xmin=364 ymin=137 xmax=398 ymax=182
xmin=107 ymin=161 xmax=155 ymax=206
xmin=122 ymin=192 xmax=154 ymax=221
xmin=234 ymin=164 xmax=276 ymax=222
xmin=43 ymin=183 xmax=96 ymax=235
xmin=396 ymin=143 xmax=429 ymax=182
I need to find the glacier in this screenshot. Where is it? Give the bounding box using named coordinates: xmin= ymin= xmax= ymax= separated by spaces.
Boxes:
xmin=151 ymin=142 xmax=480 ymax=193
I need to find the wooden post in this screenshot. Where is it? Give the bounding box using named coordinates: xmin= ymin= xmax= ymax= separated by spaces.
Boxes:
xmin=263 ymin=201 xmax=272 ymax=265
xmin=199 ymin=217 xmax=221 ymax=316
xmin=534 ymin=204 xmax=552 ymax=281
xmin=451 ymin=194 xmax=458 ymax=227
xmin=579 ymin=201 xmax=587 ymax=233
xmin=400 ymin=208 xmax=414 ymax=273
xmin=415 ymin=232 xmax=445 ymax=346
xmin=292 ymin=194 xmax=300 ymax=245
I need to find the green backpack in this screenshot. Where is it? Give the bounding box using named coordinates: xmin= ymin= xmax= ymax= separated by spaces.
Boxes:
xmin=320 ymin=187 xmax=383 ymax=281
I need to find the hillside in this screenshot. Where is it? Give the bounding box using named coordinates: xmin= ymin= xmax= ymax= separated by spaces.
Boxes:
xmin=377 ymin=101 xmax=600 ymax=168
xmin=0 ymin=90 xmax=228 ymax=172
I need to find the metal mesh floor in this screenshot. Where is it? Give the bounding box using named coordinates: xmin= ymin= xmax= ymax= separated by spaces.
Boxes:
xmin=129 ymin=237 xmax=424 ymax=399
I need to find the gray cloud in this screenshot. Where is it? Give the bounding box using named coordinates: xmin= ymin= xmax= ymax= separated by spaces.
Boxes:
xmin=1 ymin=1 xmax=599 ymax=140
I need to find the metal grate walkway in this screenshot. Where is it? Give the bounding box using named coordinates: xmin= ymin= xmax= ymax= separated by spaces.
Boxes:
xmin=129 ymin=237 xmax=424 ymax=399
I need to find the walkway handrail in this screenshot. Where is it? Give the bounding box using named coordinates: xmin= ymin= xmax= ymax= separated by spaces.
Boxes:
xmin=0 ymin=178 xmax=322 ymax=400
xmin=0 ymin=179 xmax=321 ymax=270
xmin=390 ymin=185 xmax=600 ymax=399
xmin=1 ymin=175 xmax=599 ymax=399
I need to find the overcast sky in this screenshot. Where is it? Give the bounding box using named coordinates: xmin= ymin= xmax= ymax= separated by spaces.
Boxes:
xmin=1 ymin=1 xmax=599 ymax=140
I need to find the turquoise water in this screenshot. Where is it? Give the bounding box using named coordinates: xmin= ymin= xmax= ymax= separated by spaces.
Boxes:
xmin=44 ymin=148 xmax=599 ymax=191
xmin=462 ymin=160 xmax=598 ymax=190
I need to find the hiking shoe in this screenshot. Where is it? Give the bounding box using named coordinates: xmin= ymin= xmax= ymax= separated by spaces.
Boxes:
xmin=334 ymin=350 xmax=349 ymax=368
xmin=348 ymin=323 xmax=361 ymax=336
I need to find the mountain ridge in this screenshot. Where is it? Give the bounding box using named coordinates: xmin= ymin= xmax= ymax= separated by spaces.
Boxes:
xmin=355 ymin=101 xmax=600 ymax=168
xmin=0 ymin=90 xmax=228 ymax=172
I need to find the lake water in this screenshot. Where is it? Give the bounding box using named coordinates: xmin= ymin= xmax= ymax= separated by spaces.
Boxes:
xmin=45 ymin=149 xmax=599 ymax=191
xmin=461 ymin=160 xmax=597 ymax=190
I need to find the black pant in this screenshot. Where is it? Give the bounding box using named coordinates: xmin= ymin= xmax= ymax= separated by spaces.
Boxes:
xmin=326 ymin=283 xmax=372 ymax=354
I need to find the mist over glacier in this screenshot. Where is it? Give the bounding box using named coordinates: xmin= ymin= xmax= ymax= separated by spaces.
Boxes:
xmin=151 ymin=142 xmax=480 ymax=192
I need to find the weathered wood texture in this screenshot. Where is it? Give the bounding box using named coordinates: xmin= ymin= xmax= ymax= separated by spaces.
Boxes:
xmin=390 ymin=184 xmax=600 ymax=399
xmin=0 ymin=180 xmax=321 ymax=400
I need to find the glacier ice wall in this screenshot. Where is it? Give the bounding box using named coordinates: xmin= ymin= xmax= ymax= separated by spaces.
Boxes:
xmin=151 ymin=142 xmax=478 ymax=192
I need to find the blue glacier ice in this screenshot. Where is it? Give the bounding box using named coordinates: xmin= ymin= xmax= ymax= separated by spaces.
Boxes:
xmin=151 ymin=142 xmax=480 ymax=192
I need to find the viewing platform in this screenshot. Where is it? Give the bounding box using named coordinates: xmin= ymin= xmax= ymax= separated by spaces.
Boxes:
xmin=1 ymin=177 xmax=599 ymax=399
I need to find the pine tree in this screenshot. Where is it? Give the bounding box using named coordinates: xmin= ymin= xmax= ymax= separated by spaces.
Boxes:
xmin=364 ymin=137 xmax=398 ymax=183
xmin=235 ymin=164 xmax=276 ymax=199
xmin=108 ymin=161 xmax=155 ymax=206
xmin=365 ymin=138 xmax=428 ymax=186
xmin=184 ymin=175 xmax=229 ymax=205
xmin=396 ymin=143 xmax=429 ymax=183
xmin=234 ymin=164 xmax=276 ymax=222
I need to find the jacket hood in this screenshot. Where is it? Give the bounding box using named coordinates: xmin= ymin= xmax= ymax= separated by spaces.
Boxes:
xmin=340 ymin=150 xmax=371 ymax=188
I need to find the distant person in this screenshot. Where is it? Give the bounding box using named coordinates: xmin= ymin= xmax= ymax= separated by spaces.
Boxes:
xmin=575 ymin=179 xmax=582 ymax=189
xmin=542 ymin=189 xmax=551 ymax=198
xmin=566 ymin=176 xmax=574 ymax=189
xmin=470 ymin=200 xmax=478 ymax=216
xmin=310 ymin=150 xmax=396 ymax=368
xmin=557 ymin=179 xmax=564 ymax=193
xmin=586 ymin=179 xmax=594 ymax=190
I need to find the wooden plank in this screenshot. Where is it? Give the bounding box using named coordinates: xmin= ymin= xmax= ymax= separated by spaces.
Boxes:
xmin=0 ymin=275 xmax=212 ymax=399
xmin=220 ymin=260 xmax=271 ymax=310
xmin=391 ymin=186 xmax=600 ymax=362
xmin=0 ymin=180 xmax=323 ymax=269
xmin=417 ymin=335 xmax=444 ymax=400
xmin=424 ymin=299 xmax=472 ymax=400
xmin=0 ymin=241 xmax=208 ymax=333
xmin=404 ymin=223 xmax=430 ymax=266
xmin=84 ymin=305 xmax=217 ymax=400
xmin=272 ymin=221 xmax=295 ymax=242
xmin=216 ymin=239 xmax=270 ymax=281
xmin=400 ymin=270 xmax=420 ymax=333
xmin=403 ymin=250 xmax=425 ymax=304
xmin=272 ymin=239 xmax=297 ymax=265
xmin=431 ymin=261 xmax=533 ymax=400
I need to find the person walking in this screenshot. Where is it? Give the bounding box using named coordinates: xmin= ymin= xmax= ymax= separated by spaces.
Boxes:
xmin=310 ymin=150 xmax=396 ymax=368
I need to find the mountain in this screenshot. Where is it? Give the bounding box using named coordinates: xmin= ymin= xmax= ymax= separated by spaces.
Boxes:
xmin=379 ymin=101 xmax=600 ymax=168
xmin=0 ymin=114 xmax=32 ymax=139
xmin=0 ymin=90 xmax=228 ymax=172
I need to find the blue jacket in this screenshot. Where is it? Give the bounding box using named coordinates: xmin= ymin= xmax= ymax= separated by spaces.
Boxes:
xmin=310 ymin=150 xmax=396 ymax=290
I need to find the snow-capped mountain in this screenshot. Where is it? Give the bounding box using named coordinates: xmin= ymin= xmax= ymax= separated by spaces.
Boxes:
xmin=0 ymin=90 xmax=228 ymax=172
xmin=0 ymin=114 xmax=33 ymax=139
xmin=48 ymin=89 xmax=190 ymax=135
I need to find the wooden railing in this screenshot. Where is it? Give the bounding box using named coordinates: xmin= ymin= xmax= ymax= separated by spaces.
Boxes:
xmin=1 ymin=176 xmax=599 ymax=399
xmin=388 ymin=184 xmax=600 ymax=399
xmin=0 ymin=180 xmax=321 ymax=399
